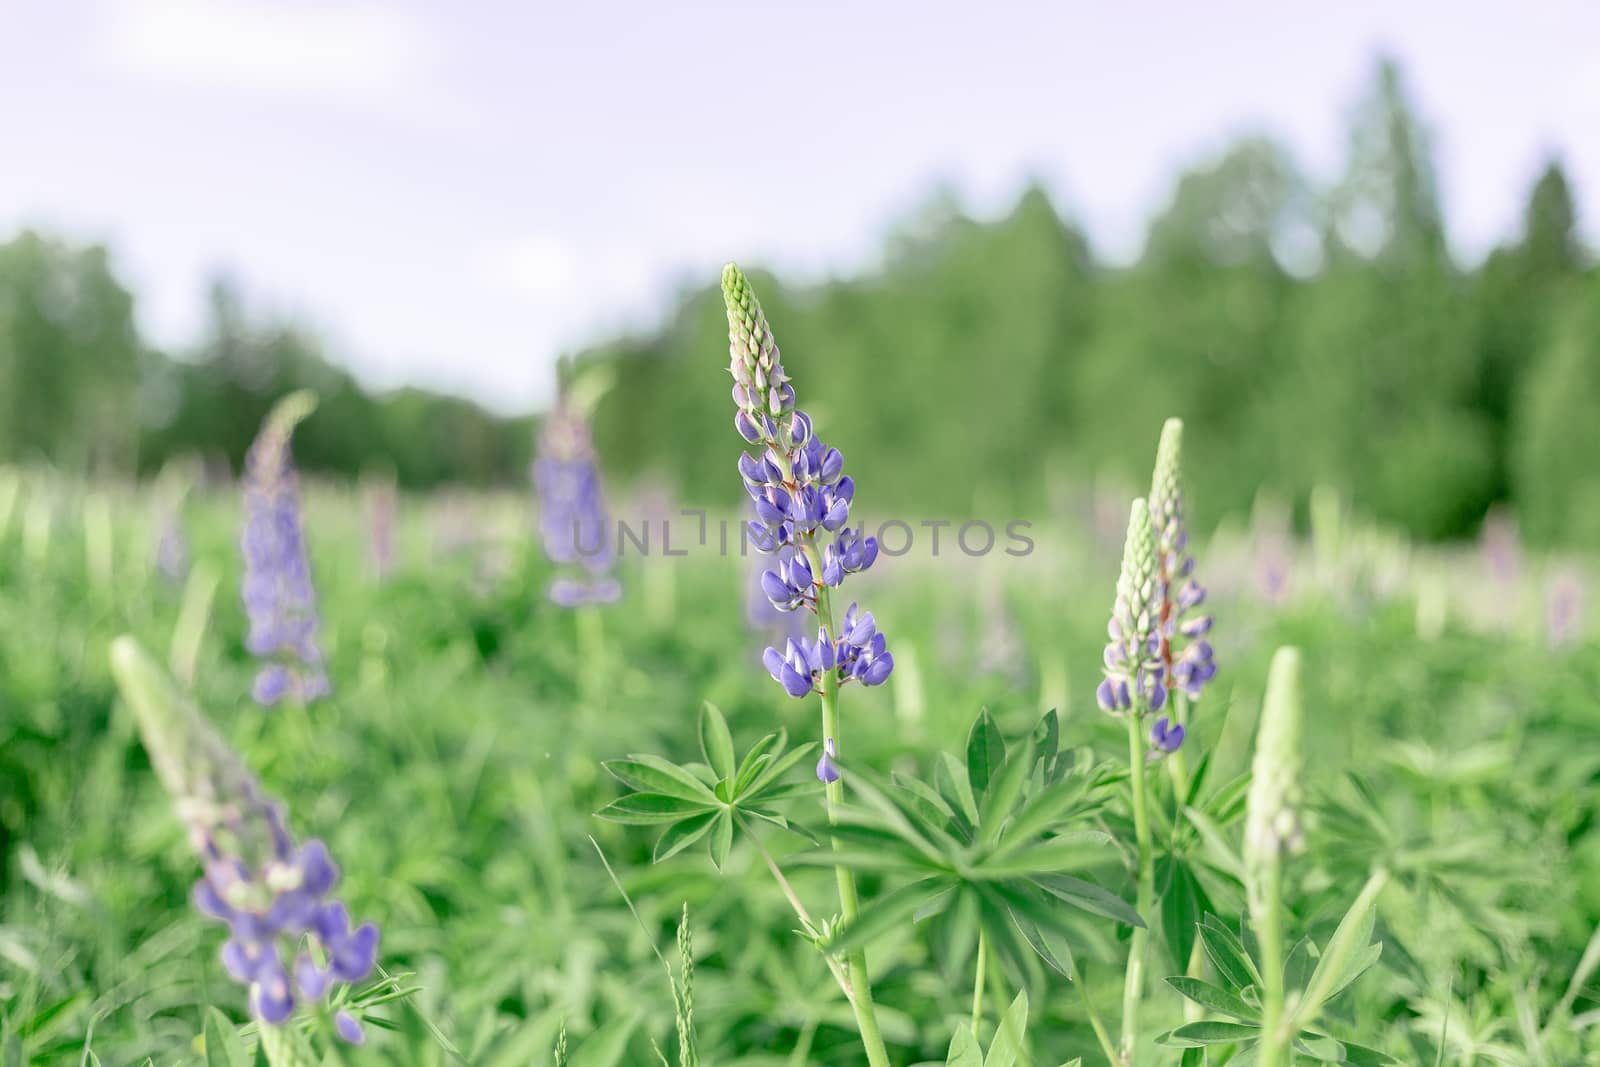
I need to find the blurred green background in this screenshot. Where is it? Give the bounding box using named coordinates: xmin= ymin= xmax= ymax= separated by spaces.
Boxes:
xmin=4 ymin=58 xmax=1598 ymax=547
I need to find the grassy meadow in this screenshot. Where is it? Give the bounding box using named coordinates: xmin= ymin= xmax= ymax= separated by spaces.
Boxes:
xmin=0 ymin=466 xmax=1595 ymax=1067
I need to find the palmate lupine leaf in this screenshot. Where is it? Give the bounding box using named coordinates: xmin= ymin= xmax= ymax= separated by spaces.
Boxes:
xmin=1159 ymin=893 xmax=1397 ymax=1063
xmin=595 ymin=702 xmax=816 ymax=870
xmin=796 ymin=709 xmax=1136 ymax=976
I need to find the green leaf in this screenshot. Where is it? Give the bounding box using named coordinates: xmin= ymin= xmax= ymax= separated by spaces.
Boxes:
xmin=1329 ymin=1039 xmax=1400 ymax=1065
xmin=732 ymin=730 xmax=784 ymax=796
xmin=594 ymin=793 xmax=716 ymax=826
xmin=979 ymin=742 xmax=1032 ymax=843
xmin=653 ymin=812 xmax=718 ymax=862
xmin=698 ymin=702 xmax=735 ymax=782
xmin=1038 ymin=874 xmax=1144 ymax=928
xmin=203 ymin=1008 xmax=248 ymax=1067
xmin=1159 ymin=857 xmax=1203 ymax=972
xmin=966 ymin=709 xmax=1005 ymax=801
xmin=1179 ymin=1049 xmax=1204 ymax=1067
xmin=1321 ymin=941 xmax=1383 ymax=1004
xmin=1198 ymin=915 xmax=1263 ymax=993
xmin=706 ymin=812 xmax=733 ymax=870
xmin=1160 ymin=1020 xmax=1261 ymax=1047
xmin=603 ymin=755 xmax=718 ymax=802
xmin=991 ymin=778 xmax=1096 ymax=855
xmin=946 ymin=1027 xmax=983 ymax=1067
xmin=1008 ymin=906 xmax=1075 ymax=978
xmin=1293 ymin=1034 xmax=1346 ymax=1061
xmin=976 ymin=832 xmax=1112 ymax=878
xmin=1164 ymin=977 xmax=1260 ymax=1021
xmin=745 ymin=741 xmax=818 ymax=799
xmin=1183 ymin=807 xmax=1246 ymax=882
xmin=1297 ymin=871 xmax=1388 ymax=1024
xmin=937 ymin=752 xmax=981 ymax=829
xmin=1030 ymin=709 xmax=1060 ymax=781
xmin=984 ymin=990 xmax=1029 ymax=1067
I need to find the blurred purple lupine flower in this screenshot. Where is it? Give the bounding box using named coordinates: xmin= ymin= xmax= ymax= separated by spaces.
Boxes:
xmin=109 ymin=639 xmax=378 ymax=1042
xmin=240 ymin=392 xmax=329 ymax=706
xmin=365 ymin=476 xmax=396 ymax=581
xmin=533 ymin=400 xmax=621 ymax=607
xmin=1149 ymin=419 xmax=1216 ymax=703
xmin=723 ymin=264 xmax=893 ymax=704
xmin=1097 ymin=500 xmax=1168 ymax=716
xmin=1148 ymin=716 xmax=1186 ymax=758
xmin=1548 ymin=568 xmax=1586 ymax=648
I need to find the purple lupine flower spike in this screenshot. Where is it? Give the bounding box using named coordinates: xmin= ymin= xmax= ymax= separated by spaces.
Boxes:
xmin=533 ymin=396 xmax=622 ymax=607
xmin=816 ymin=737 xmax=841 ymax=783
xmin=109 ymin=639 xmax=379 ymax=1044
xmin=724 ymin=265 xmax=893 ymax=703
xmin=240 ymin=391 xmax=329 ymax=706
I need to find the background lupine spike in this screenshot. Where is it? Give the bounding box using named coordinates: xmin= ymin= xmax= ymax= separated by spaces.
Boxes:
xmin=241 ymin=390 xmax=329 ymax=705
xmin=110 ymin=637 xmax=379 ymax=1043
xmin=532 ymin=392 xmax=621 ymax=607
xmin=1245 ymin=646 xmax=1306 ymax=869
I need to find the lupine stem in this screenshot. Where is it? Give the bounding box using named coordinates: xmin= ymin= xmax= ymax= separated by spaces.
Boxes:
xmin=802 ymin=542 xmax=892 ymax=1067
xmin=971 ymin=925 xmax=988 ymax=1039
xmin=746 ymin=821 xmax=857 ymax=1003
xmin=1121 ymin=714 xmax=1156 ymax=1065
xmin=1165 ymin=691 xmax=1192 ymax=797
xmin=1074 ymin=966 xmax=1121 ymax=1067
xmin=1255 ymin=854 xmax=1287 ymax=1067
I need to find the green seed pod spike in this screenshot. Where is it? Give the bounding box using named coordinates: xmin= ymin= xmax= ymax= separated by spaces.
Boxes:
xmin=1149 ymin=417 xmax=1184 ymax=530
xmin=1246 ymin=646 xmax=1306 ymax=871
xmin=1116 ymin=498 xmax=1160 ymax=642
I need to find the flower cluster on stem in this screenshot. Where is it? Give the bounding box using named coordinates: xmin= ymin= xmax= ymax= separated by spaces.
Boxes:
xmin=109 ymin=639 xmax=377 ymax=1044
xmin=240 ymin=391 xmax=329 ymax=707
xmin=532 ymin=400 xmax=621 ymax=607
xmin=723 ymin=264 xmax=892 ymax=706
xmin=1149 ymin=418 xmax=1216 ymax=706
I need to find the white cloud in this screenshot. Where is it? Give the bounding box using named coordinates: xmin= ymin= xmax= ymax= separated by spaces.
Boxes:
xmin=93 ymin=0 xmax=435 ymax=97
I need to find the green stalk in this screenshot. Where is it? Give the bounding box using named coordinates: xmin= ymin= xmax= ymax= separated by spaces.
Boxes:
xmin=971 ymin=925 xmax=989 ymax=1039
xmin=1255 ymin=855 xmax=1286 ymax=1067
xmin=1121 ymin=715 xmax=1156 ymax=1064
xmin=1075 ymin=967 xmax=1121 ymax=1067
xmin=802 ymin=541 xmax=892 ymax=1067
xmin=1165 ymin=691 xmax=1191 ymax=797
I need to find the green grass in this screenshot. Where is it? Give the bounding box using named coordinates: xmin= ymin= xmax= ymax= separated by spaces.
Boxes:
xmin=0 ymin=477 xmax=1596 ymax=1065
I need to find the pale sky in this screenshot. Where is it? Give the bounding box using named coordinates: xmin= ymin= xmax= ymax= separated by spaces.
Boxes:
xmin=4 ymin=0 xmax=1599 ymax=411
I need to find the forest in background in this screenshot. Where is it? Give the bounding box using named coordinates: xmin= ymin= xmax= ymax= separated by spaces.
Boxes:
xmin=3 ymin=59 xmax=1598 ymax=546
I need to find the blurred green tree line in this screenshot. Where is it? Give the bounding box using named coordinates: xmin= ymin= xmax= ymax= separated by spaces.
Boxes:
xmin=2 ymin=60 xmax=1597 ymax=544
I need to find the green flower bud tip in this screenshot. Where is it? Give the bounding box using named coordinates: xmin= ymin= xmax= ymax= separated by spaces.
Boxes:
xmin=1150 ymin=417 xmax=1183 ymax=527
xmin=1246 ymin=646 xmax=1306 ymax=865
xmin=1118 ymin=498 xmax=1159 ymax=615
xmin=1097 ymin=499 xmax=1166 ymax=714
